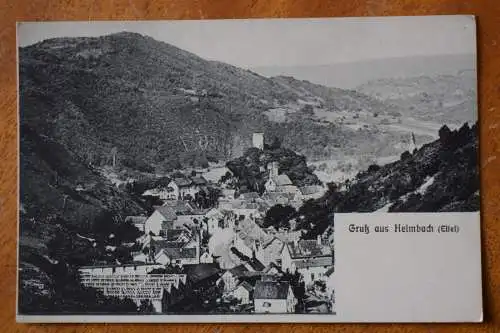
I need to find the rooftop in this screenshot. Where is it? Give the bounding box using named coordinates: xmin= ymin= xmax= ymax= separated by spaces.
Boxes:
xmin=172 ymin=177 xmax=193 ymax=187
xmin=184 ymin=263 xmax=221 ymax=283
xmin=299 ymin=185 xmax=323 ymax=195
xmin=124 ymin=216 xmax=147 ymax=224
xmin=237 ymin=281 xmax=254 ymax=292
xmin=155 ymin=206 xmax=177 ymax=221
xmin=273 ymin=174 xmax=293 ymax=186
xmin=162 ymin=200 xmax=194 ymax=215
xmin=161 ymin=247 xmax=198 ymax=259
xmin=287 ymin=240 xmax=332 ymax=259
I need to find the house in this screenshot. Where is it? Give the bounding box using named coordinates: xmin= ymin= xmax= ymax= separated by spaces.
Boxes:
xmin=200 ymin=250 xmax=214 ymax=264
xmin=253 ymin=280 xmax=297 ymax=313
xmin=148 ymin=231 xmax=200 ymax=266
xmin=239 ymin=192 xmax=260 ymax=201
xmin=264 ymin=162 xmax=299 ymax=194
xmin=231 ymin=281 xmax=253 ymax=304
xmin=132 ymin=251 xmax=149 ymax=263
xmin=219 ymin=264 xmax=249 ymax=292
xmin=232 ymin=218 xmax=273 ymax=260
xmin=167 ymin=176 xmax=207 ymax=200
xmin=154 ymin=247 xmax=199 ymax=266
xmin=183 ymin=263 xmax=221 ymax=289
xmin=280 ymin=237 xmax=333 ymax=286
xmin=144 ymin=206 xmax=177 ymax=236
xmin=142 ymin=188 xmax=175 ymax=201
xmin=221 ymin=189 xmax=236 ymax=200
xmin=297 ymin=185 xmax=325 ymax=201
xmin=162 ymin=200 xmax=195 ymax=215
xmin=253 ymin=237 xmax=285 ymax=267
xmin=174 ymin=208 xmax=211 ymax=230
xmin=263 ymin=262 xmax=283 ymax=276
xmin=204 ymin=208 xmax=225 ymax=235
xmin=125 ymin=216 xmax=147 ymax=233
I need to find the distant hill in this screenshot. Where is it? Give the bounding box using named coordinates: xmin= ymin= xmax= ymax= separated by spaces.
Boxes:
xmin=357 ymin=70 xmax=477 ymax=126
xmin=252 ymin=54 xmax=475 ymax=89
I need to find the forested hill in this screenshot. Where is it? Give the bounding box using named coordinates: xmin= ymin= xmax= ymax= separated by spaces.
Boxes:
xmin=20 ymin=32 xmax=408 ymax=171
xmin=226 ymin=144 xmax=321 ymax=194
xmin=320 ymin=122 xmax=479 ymax=212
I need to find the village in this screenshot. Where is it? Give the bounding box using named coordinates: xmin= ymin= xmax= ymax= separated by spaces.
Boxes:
xmin=78 ymin=133 xmax=335 ymax=314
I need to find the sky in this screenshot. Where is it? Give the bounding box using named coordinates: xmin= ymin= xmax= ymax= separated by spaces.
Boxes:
xmin=18 ymin=16 xmax=476 ymax=69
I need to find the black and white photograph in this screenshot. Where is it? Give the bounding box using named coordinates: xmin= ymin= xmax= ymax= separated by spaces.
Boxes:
xmin=17 ymin=16 xmax=480 ymax=322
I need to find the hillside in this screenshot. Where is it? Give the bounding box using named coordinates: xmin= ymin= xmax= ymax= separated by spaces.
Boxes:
xmin=320 ymin=122 xmax=479 ymax=212
xmin=357 ymin=70 xmax=477 ymax=126
xmin=19 ymin=124 xmax=147 ymax=313
xmin=20 ymin=32 xmax=425 ymax=171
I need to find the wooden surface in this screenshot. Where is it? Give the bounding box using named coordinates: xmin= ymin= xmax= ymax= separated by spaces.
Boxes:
xmin=1 ymin=0 xmax=499 ymax=332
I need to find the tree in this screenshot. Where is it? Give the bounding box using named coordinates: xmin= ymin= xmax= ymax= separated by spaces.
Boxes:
xmin=138 ymin=299 xmax=155 ymax=313
xmin=263 ymin=204 xmax=297 ymax=229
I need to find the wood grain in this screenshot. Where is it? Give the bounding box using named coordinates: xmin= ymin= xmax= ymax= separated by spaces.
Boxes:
xmin=1 ymin=0 xmax=499 ymax=332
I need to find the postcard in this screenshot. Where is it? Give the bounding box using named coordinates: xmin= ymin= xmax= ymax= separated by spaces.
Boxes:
xmin=16 ymin=15 xmax=481 ymax=323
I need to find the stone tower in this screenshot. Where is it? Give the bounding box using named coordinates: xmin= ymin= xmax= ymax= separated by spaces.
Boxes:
xmin=253 ymin=133 xmax=264 ymax=150
xmin=268 ymin=161 xmax=279 ymax=179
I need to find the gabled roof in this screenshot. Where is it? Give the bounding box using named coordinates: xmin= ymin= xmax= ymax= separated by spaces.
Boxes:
xmin=257 ymin=237 xmax=285 ymax=267
xmin=299 ymin=185 xmax=323 ymax=195
xmin=287 ymin=240 xmax=332 ymax=259
xmin=239 ymin=192 xmax=260 ymax=200
xmin=229 ymin=264 xmax=249 ymax=277
xmin=161 ymin=247 xmax=197 ymax=259
xmin=172 ymin=177 xmax=193 ymax=188
xmin=264 ymin=262 xmax=282 ymax=274
xmin=191 ymin=176 xmax=208 ymax=185
xmin=163 ymin=200 xmax=194 ymax=215
xmin=273 ymin=174 xmax=293 ymax=186
xmin=254 ymin=281 xmax=291 ymax=300
xmin=165 ymin=229 xmax=192 ymax=242
xmin=237 ymin=281 xmax=253 ymax=292
xmin=154 ymin=206 xmax=177 ymax=221
xmin=184 ymin=263 xmax=221 ymax=283
xmin=245 ymin=258 xmax=265 ymax=272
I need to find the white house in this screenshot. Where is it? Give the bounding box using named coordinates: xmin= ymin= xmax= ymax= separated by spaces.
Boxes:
xmin=219 ymin=264 xmax=248 ymax=293
xmin=204 ymin=208 xmax=225 ymax=235
xmin=167 ymin=176 xmax=207 ymax=200
xmin=154 ymin=247 xmax=199 ymax=266
xmin=231 ymin=281 xmax=253 ymax=304
xmin=280 ymin=237 xmax=333 ymax=286
xmin=142 ymin=188 xmax=175 ymax=201
xmin=253 ymin=237 xmax=284 ymax=267
xmin=144 ymin=206 xmax=177 ymax=236
xmin=254 ymin=281 xmax=297 ymax=313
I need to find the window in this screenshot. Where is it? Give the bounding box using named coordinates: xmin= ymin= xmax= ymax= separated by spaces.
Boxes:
xmin=263 ymin=302 xmax=272 ymax=308
xmin=311 ymin=273 xmax=315 ymax=280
